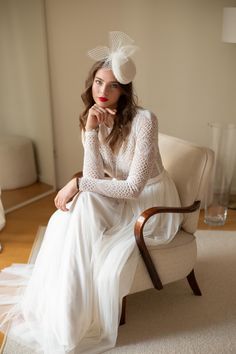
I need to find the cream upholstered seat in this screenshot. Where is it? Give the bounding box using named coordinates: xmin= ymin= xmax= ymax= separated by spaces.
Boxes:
xmin=119 ymin=133 xmax=214 ymax=324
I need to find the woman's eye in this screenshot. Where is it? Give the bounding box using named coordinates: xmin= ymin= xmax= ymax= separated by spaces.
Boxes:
xmin=111 ymin=83 xmax=119 ymax=89
xmin=95 ymin=79 xmax=102 ymax=85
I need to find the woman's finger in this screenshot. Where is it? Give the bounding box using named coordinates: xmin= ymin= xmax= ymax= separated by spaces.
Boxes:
xmin=54 ymin=195 xmax=59 ymax=208
xmin=57 ymin=199 xmax=69 ymax=212
xmin=93 ymin=104 xmax=106 ymax=113
xmin=105 ymin=108 xmax=117 ymax=115
xmin=54 ymin=193 xmax=67 ymax=211
xmin=60 ymin=203 xmax=69 ymax=212
xmin=92 ymin=106 xmax=107 ymax=124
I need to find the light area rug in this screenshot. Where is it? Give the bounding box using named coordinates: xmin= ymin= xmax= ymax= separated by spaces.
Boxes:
xmin=1 ymin=229 xmax=236 ymax=354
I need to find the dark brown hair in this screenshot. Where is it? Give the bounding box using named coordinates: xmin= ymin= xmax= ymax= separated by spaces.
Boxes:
xmin=79 ymin=60 xmax=139 ymax=151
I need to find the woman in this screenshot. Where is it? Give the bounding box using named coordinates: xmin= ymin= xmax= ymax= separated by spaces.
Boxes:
xmin=0 ymin=32 xmax=182 ymax=353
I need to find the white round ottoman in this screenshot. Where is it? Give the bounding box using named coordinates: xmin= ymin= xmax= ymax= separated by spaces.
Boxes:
xmin=0 ymin=136 xmax=37 ymax=190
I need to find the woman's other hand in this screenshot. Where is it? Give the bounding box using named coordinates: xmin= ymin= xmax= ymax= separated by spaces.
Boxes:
xmin=85 ymin=105 xmax=116 ymax=130
xmin=54 ymin=178 xmax=78 ymax=211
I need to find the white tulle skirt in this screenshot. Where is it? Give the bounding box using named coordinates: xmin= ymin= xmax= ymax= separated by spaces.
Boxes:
xmin=0 ymin=170 xmax=182 ymax=354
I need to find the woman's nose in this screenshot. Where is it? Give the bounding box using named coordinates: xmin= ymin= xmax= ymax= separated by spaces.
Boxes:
xmin=100 ymin=84 xmax=109 ymax=96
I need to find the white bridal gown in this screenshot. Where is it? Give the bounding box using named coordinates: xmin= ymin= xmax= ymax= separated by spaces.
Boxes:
xmin=0 ymin=109 xmax=183 ymax=353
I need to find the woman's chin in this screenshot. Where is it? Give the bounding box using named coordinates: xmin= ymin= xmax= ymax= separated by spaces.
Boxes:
xmin=96 ymin=101 xmax=110 ymax=108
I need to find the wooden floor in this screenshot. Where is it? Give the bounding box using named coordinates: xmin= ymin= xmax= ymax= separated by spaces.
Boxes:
xmin=0 ymin=193 xmax=56 ymax=270
xmin=1 ymin=181 xmax=54 ymax=211
xmin=0 ymin=193 xmax=235 ymax=346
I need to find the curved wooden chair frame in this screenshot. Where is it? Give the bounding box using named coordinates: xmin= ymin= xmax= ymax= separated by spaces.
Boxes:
xmin=134 ymin=200 xmax=201 ymax=293
xmin=120 ymin=200 xmax=202 ymax=325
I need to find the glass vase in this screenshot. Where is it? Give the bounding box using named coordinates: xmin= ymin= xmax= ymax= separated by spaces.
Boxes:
xmin=204 ymin=123 xmax=236 ymax=226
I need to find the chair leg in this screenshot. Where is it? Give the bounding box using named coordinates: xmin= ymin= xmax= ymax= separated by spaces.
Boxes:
xmin=119 ymin=296 xmax=126 ymax=326
xmin=187 ymin=269 xmax=202 ymax=296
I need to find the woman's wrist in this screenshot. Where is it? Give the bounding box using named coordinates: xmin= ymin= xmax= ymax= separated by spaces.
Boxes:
xmin=85 ymin=125 xmax=99 ymax=132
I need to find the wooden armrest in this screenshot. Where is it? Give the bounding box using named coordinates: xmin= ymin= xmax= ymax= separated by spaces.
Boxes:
xmin=134 ymin=200 xmax=201 ymax=290
xmin=72 ymin=171 xmax=83 ymax=179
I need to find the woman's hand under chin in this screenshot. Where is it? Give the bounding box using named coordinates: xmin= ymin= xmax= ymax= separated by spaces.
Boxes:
xmin=85 ymin=104 xmax=116 ymax=131
xmin=54 ymin=178 xmax=78 ymax=211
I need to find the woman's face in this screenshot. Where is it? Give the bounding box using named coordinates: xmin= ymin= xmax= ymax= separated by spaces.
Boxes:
xmin=92 ymin=68 xmax=122 ymax=108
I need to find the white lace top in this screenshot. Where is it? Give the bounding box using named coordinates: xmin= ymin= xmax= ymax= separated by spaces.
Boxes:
xmin=79 ymin=109 xmax=164 ymax=199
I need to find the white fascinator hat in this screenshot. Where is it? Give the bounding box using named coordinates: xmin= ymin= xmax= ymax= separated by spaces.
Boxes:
xmin=88 ymin=31 xmax=139 ymax=85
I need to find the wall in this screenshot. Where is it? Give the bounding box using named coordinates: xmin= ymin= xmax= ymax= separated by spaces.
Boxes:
xmin=45 ymin=0 xmax=236 ymax=189
xmin=0 ymin=0 xmax=55 ymax=185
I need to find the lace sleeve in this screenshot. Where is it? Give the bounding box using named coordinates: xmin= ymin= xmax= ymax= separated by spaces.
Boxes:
xmin=79 ymin=112 xmax=158 ymax=199
xmin=82 ymin=130 xmax=104 ymax=179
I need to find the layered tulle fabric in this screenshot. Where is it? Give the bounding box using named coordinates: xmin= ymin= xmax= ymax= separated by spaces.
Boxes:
xmin=0 ymin=170 xmax=182 ymax=353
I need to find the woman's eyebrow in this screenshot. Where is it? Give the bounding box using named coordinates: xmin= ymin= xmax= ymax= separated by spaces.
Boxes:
xmin=95 ymin=76 xmax=119 ymax=84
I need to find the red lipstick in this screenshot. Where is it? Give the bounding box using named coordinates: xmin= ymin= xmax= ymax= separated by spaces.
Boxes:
xmin=98 ymin=97 xmax=108 ymax=102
